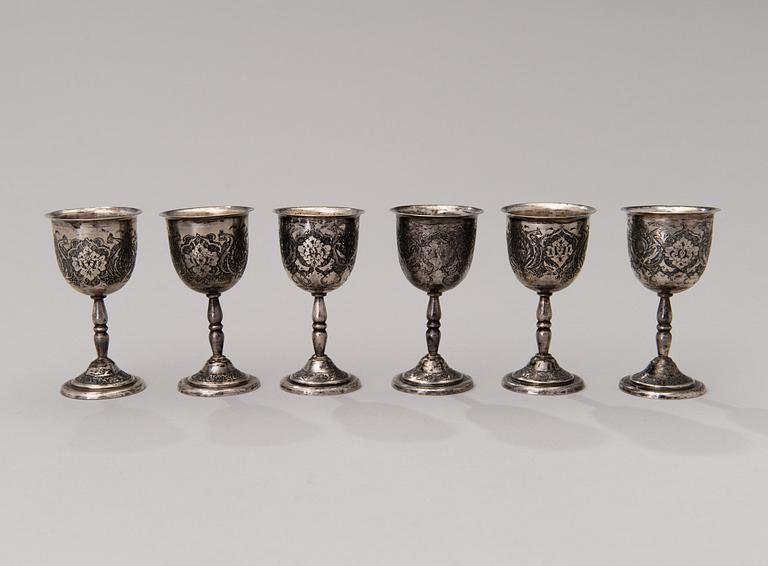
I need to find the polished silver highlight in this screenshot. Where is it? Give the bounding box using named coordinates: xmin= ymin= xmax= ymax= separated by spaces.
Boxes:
xmin=391 ymin=204 xmax=482 ymax=395
xmin=276 ymin=206 xmax=363 ymax=395
xmin=619 ymin=205 xmax=719 ymax=400
xmin=47 ymin=207 xmax=146 ymax=400
xmin=501 ymin=202 xmax=595 ymax=395
xmin=162 ymin=206 xmax=260 ymax=397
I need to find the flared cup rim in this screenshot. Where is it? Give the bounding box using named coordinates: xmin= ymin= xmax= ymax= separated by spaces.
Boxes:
xmin=501 ymin=202 xmax=596 ymax=220
xmin=622 ymin=205 xmax=720 ymax=216
xmin=273 ymin=206 xmax=364 ymax=217
xmin=390 ymin=204 xmax=484 ymax=218
xmin=160 ymin=206 xmax=253 ymax=219
xmin=46 ymin=207 xmax=142 ymax=221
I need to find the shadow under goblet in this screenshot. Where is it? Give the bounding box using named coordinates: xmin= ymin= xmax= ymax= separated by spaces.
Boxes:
xmin=619 ymin=205 xmax=719 ymax=400
xmin=501 ymin=203 xmax=595 ymax=395
xmin=275 ymin=206 xmax=363 ymax=396
xmin=391 ymin=204 xmax=483 ymax=395
xmin=161 ymin=206 xmax=260 ymax=397
xmin=47 ymin=207 xmax=145 ymax=400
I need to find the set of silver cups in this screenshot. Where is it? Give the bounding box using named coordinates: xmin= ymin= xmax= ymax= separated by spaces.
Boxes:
xmin=47 ymin=203 xmax=718 ymax=401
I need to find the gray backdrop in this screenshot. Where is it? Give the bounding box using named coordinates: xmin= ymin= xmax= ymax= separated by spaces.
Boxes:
xmin=2 ymin=1 xmax=766 ymax=564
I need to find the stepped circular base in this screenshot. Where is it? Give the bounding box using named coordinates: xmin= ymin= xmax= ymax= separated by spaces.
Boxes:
xmin=619 ymin=356 xmax=706 ymax=400
xmin=502 ymin=354 xmax=584 ymax=396
xmin=281 ymin=355 xmax=360 ymax=396
xmin=61 ymin=375 xmax=145 ymax=400
xmin=392 ymin=354 xmax=474 ymax=396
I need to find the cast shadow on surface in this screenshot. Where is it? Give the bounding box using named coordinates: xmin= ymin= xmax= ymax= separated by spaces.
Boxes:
xmin=332 ymin=395 xmax=458 ymax=442
xmin=457 ymin=396 xmax=605 ymax=451
xmin=70 ymin=402 xmax=187 ymax=453
xmin=208 ymin=397 xmax=321 ymax=447
xmin=576 ymin=397 xmax=748 ymax=455
xmin=701 ymin=399 xmax=768 ymax=438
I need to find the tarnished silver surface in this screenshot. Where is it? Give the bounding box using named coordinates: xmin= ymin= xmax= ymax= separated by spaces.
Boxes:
xmin=47 ymin=207 xmax=146 ymax=400
xmin=391 ymin=204 xmax=482 ymax=395
xmin=619 ymin=205 xmax=719 ymax=400
xmin=162 ymin=206 xmax=260 ymax=397
xmin=501 ymin=203 xmax=595 ymax=395
xmin=275 ymin=206 xmax=363 ymax=396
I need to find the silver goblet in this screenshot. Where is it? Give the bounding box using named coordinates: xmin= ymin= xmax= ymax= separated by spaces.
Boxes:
xmin=47 ymin=207 xmax=146 ymax=400
xmin=391 ymin=204 xmax=483 ymax=395
xmin=501 ymin=203 xmax=595 ymax=395
xmin=275 ymin=206 xmax=363 ymax=396
xmin=620 ymin=205 xmax=719 ymax=400
xmin=161 ymin=206 xmax=260 ymax=397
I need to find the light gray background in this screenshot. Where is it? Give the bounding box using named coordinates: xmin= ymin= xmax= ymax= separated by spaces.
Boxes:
xmin=2 ymin=1 xmax=767 ymax=564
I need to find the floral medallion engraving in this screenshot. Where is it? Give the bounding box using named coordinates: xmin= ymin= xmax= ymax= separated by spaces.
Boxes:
xmin=506 ymin=221 xmax=588 ymax=290
xmin=628 ymin=217 xmax=712 ymax=292
xmin=397 ymin=220 xmax=476 ymax=293
xmin=169 ymin=224 xmax=248 ymax=292
xmin=54 ymin=232 xmax=136 ymax=290
xmin=279 ymin=217 xmax=358 ymax=292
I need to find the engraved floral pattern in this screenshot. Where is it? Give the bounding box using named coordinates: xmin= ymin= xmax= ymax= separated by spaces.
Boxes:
xmin=545 ymin=235 xmax=574 ymax=268
xmin=664 ymin=235 xmax=699 ymax=270
xmin=396 ymin=218 xmax=477 ymax=293
xmin=54 ymin=232 xmax=136 ymax=292
xmin=183 ymin=238 xmax=221 ymax=278
xmin=71 ymin=244 xmax=109 ymax=282
xmin=298 ymin=235 xmax=332 ymax=268
xmin=169 ymin=223 xmax=248 ymax=292
xmin=279 ymin=217 xmax=358 ymax=292
xmin=628 ymin=217 xmax=712 ymax=293
xmin=506 ymin=221 xmax=589 ymax=292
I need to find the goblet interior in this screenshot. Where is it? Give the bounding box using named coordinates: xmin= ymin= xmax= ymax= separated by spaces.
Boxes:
xmin=392 ymin=204 xmax=482 ymax=294
xmin=275 ymin=206 xmax=363 ymax=294
xmin=47 ymin=207 xmax=141 ymax=297
xmin=624 ymin=205 xmax=718 ymax=294
xmin=502 ymin=202 xmax=594 ymax=293
xmin=161 ymin=206 xmax=252 ymax=294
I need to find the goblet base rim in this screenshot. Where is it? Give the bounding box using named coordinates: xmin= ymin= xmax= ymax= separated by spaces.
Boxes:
xmin=502 ymin=354 xmax=584 ymax=396
xmin=280 ymin=375 xmax=361 ymax=396
xmin=178 ymin=374 xmax=261 ymax=397
xmin=178 ymin=356 xmax=260 ymax=397
xmin=619 ymin=357 xmax=706 ymax=400
xmin=61 ymin=375 xmax=146 ymax=400
xmin=392 ymin=372 xmax=473 ymax=395
xmin=392 ymin=354 xmax=474 ymax=395
xmin=281 ymin=355 xmax=361 ymax=396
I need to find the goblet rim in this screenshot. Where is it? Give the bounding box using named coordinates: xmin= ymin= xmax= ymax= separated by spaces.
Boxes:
xmin=273 ymin=206 xmax=364 ymax=218
xmin=622 ymin=205 xmax=720 ymax=217
xmin=501 ymin=202 xmax=595 ymax=220
xmin=160 ymin=205 xmax=253 ymax=219
xmin=390 ymin=204 xmax=484 ymax=218
xmin=46 ymin=207 xmax=142 ymax=221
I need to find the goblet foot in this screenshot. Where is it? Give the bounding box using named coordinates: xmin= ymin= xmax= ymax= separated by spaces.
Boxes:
xmin=178 ymin=355 xmax=260 ymax=397
xmin=281 ymin=355 xmax=361 ymax=396
xmin=502 ymin=354 xmax=584 ymax=396
xmin=619 ymin=356 xmax=705 ymax=400
xmin=393 ymin=354 xmax=473 ymax=396
xmin=61 ymin=357 xmax=145 ymax=400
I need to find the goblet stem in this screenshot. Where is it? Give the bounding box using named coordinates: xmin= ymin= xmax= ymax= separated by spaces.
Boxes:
xmin=426 ymin=293 xmax=441 ymax=356
xmin=656 ymin=292 xmax=672 ymax=358
xmin=535 ymin=291 xmax=552 ymax=356
xmin=92 ymin=295 xmax=109 ymax=360
xmin=207 ymin=292 xmax=224 ymax=357
xmin=312 ymin=293 xmax=327 ymax=356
